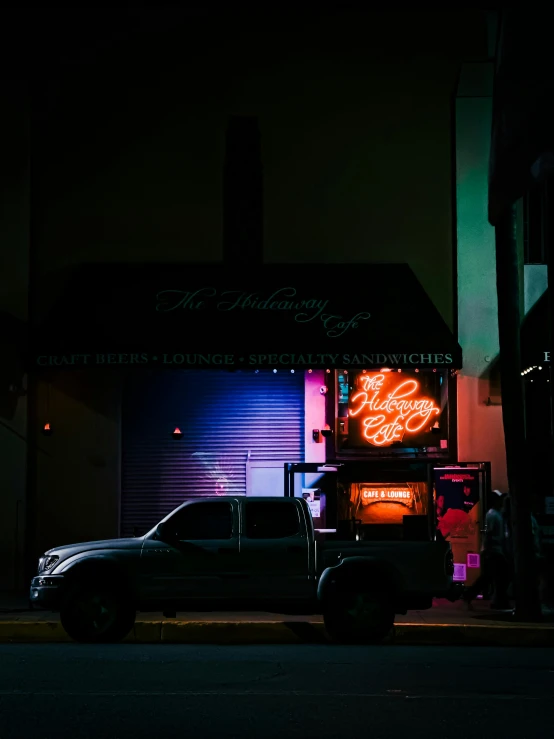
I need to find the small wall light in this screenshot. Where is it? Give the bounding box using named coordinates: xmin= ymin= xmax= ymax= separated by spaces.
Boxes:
xmin=41 ymin=422 xmax=53 ymax=437
xmin=171 ymin=427 xmax=183 ymax=440
xmin=321 ymin=425 xmax=333 ymax=438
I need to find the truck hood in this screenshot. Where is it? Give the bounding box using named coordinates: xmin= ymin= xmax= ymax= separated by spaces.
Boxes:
xmin=45 ymin=537 xmax=144 ymax=556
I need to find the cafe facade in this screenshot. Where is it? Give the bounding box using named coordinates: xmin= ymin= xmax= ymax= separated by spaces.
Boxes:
xmin=30 ymin=261 xmax=465 ymax=554
xmin=0 ymin=10 xmax=501 ymax=592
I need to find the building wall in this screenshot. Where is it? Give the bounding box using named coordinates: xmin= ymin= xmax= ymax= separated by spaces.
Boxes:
xmin=455 ymin=63 xmax=507 ymax=491
xmin=305 ymin=371 xmax=327 ymax=465
xmin=0 ymin=397 xmax=27 ymax=591
xmin=0 ymin=75 xmax=29 ymax=590
xmin=34 ymin=10 xmax=488 ymax=326
xmin=23 ymin=10 xmax=489 ymax=557
xmin=524 ymin=265 xmax=548 ymax=315
xmin=35 ymin=372 xmax=121 ymax=556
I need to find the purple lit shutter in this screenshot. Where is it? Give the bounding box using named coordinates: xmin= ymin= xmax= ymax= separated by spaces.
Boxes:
xmin=121 ymin=370 xmax=304 ymax=536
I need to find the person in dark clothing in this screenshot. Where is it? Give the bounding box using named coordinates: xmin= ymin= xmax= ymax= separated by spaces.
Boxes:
xmin=463 ymin=490 xmax=511 ymax=610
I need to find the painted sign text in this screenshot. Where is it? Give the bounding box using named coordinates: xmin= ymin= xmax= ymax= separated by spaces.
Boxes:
xmin=155 ymin=286 xmax=370 ymax=338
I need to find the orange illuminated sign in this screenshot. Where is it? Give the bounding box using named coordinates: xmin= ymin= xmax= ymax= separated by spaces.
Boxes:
xmin=361 ymin=486 xmax=413 ymax=504
xmin=349 ymin=372 xmax=440 ymax=447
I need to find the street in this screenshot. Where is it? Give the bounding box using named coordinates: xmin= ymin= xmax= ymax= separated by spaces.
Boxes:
xmin=0 ymin=644 xmax=553 ymax=739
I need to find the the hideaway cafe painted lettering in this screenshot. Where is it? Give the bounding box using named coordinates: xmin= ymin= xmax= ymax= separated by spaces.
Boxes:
xmin=154 ymin=286 xmax=371 ymax=338
xmin=36 ymin=352 xmax=455 ymax=368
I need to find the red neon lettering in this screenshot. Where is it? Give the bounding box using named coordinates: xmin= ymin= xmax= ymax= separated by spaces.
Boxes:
xmin=349 ymin=372 xmax=440 ymax=447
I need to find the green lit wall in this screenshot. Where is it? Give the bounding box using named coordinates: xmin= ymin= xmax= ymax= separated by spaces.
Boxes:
xmin=455 ymin=63 xmax=507 ymax=490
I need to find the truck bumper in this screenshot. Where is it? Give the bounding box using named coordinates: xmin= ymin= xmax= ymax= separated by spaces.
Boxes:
xmin=29 ymin=574 xmax=66 ymax=610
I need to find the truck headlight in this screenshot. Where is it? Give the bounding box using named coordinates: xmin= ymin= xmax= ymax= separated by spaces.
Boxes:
xmin=39 ymin=555 xmax=59 ymax=573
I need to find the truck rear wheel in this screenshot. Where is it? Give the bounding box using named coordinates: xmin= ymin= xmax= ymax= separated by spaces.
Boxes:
xmin=60 ymin=586 xmax=136 ymax=643
xmin=324 ymin=590 xmax=394 ymax=644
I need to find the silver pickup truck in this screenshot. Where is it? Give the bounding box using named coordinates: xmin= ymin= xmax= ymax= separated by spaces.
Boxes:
xmin=30 ymin=496 xmax=457 ymax=643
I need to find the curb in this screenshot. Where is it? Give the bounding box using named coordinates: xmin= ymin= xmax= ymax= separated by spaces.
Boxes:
xmin=1 ymin=620 xmax=554 ymax=646
xmin=392 ymin=623 xmax=554 ymax=647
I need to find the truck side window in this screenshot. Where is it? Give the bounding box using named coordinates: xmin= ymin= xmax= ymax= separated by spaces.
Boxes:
xmin=170 ymin=502 xmax=233 ymax=540
xmin=244 ymin=502 xmax=300 ymax=539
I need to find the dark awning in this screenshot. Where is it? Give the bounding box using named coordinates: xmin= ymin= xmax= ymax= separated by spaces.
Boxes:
xmin=521 ymin=289 xmax=550 ymax=369
xmin=32 ymin=263 xmax=462 ymax=371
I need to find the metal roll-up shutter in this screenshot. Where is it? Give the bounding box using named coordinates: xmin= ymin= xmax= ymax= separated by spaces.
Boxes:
xmin=121 ymin=370 xmax=305 ymax=536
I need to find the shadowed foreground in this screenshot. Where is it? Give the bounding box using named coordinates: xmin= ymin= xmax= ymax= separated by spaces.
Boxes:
xmin=0 ymin=643 xmax=553 ymax=738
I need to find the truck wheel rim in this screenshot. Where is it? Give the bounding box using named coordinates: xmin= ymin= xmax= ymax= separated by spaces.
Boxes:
xmin=73 ymin=593 xmax=117 ymax=635
xmin=347 ymin=594 xmax=385 ymax=626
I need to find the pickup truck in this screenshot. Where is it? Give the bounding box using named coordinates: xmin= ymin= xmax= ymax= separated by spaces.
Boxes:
xmin=30 ymin=496 xmax=457 ymax=643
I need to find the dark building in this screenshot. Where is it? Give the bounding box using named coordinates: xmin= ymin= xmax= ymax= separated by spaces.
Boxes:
xmin=0 ymin=9 xmax=498 ymax=591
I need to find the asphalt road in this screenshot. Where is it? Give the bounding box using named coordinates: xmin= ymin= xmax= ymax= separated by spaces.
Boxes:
xmin=0 ymin=644 xmax=553 ymax=739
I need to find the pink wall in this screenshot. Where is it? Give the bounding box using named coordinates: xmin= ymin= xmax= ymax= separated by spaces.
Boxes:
xmin=457 ymin=375 xmax=508 ymax=492
xmin=305 ymin=370 xmax=327 ymax=464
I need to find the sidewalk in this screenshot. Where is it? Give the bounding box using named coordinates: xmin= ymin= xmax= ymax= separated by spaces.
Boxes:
xmin=1 ymin=595 xmax=553 ymax=646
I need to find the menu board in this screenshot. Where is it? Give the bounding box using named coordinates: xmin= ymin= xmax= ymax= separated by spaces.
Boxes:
xmin=434 ymin=467 xmax=482 ymax=584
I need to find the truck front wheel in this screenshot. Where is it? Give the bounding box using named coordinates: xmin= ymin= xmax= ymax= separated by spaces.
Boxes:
xmin=323 ymin=590 xmax=394 ymax=644
xmin=60 ymin=586 xmax=136 ymax=643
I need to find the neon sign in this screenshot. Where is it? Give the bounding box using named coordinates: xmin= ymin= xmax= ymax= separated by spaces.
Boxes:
xmin=349 ymin=372 xmax=440 ymax=447
xmin=361 ymin=486 xmax=413 ymax=504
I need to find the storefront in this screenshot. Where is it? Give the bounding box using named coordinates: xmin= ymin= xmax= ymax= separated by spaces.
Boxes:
xmin=32 ymin=262 xmax=463 ymax=547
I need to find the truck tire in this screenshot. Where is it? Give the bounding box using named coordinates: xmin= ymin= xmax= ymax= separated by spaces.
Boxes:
xmin=323 ymin=590 xmax=394 ymax=644
xmin=60 ymin=585 xmax=136 ymax=643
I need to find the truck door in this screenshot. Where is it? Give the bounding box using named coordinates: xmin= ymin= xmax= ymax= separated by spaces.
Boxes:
xmin=141 ymin=499 xmax=240 ymax=600
xmin=238 ymin=499 xmax=312 ymax=600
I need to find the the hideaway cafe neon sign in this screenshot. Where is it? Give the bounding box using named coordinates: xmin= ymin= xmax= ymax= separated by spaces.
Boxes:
xmin=349 ymin=372 xmax=441 ymax=447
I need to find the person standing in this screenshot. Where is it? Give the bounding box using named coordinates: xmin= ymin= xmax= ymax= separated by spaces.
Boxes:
xmin=463 ymin=490 xmax=511 ymax=610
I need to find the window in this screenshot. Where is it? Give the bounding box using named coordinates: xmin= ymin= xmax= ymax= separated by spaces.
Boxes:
xmin=244 ymin=502 xmax=300 ymax=539
xmin=169 ymin=502 xmax=233 ymax=540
